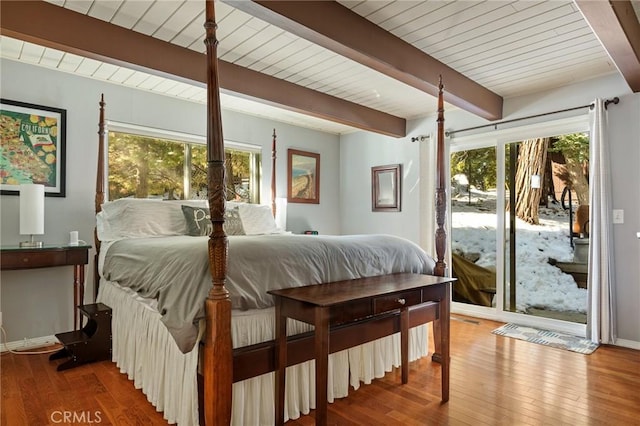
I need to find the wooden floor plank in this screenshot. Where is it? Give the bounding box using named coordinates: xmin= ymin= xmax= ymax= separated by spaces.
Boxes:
xmin=2 ymin=315 xmax=638 ymax=425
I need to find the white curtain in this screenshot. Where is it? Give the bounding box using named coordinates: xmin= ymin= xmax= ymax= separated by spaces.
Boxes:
xmin=419 ymin=133 xmax=437 ymax=255
xmin=587 ymin=99 xmax=616 ymax=344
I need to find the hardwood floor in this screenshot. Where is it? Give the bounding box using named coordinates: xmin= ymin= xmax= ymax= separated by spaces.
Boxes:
xmin=2 ymin=316 xmax=638 ymax=425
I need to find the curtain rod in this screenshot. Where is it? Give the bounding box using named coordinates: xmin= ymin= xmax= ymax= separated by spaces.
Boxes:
xmin=446 ymin=97 xmax=619 ymax=137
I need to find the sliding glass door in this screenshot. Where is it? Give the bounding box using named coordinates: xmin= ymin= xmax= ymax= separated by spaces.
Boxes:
xmin=450 ymin=146 xmax=498 ymax=310
xmin=504 ymin=136 xmax=589 ymax=324
xmin=449 ymin=129 xmax=589 ymax=327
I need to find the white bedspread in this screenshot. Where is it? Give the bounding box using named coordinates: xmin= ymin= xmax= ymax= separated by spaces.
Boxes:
xmin=102 ymin=234 xmax=435 ymax=352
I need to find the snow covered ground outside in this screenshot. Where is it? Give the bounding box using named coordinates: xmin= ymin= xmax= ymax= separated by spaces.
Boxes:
xmin=451 ymin=191 xmax=588 ymax=314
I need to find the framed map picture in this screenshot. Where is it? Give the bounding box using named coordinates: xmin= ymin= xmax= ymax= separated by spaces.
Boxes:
xmin=287 ymin=149 xmax=320 ymax=204
xmin=0 ymin=99 xmax=66 ymax=197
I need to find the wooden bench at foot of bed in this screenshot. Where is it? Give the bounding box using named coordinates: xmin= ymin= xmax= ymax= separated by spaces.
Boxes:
xmin=197 ymin=273 xmax=454 ymax=424
xmin=269 ymin=273 xmax=455 ymax=426
xmin=196 ymin=304 xmax=438 ymax=422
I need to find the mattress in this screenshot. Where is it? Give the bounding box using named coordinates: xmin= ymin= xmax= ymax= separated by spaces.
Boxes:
xmin=102 ymin=234 xmax=435 ymax=352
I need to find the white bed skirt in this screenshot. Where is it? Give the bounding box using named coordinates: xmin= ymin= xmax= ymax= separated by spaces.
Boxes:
xmin=98 ymin=280 xmax=429 ymax=425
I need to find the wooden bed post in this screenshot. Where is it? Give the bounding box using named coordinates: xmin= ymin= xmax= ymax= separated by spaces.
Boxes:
xmin=94 ymin=94 xmax=105 ymax=301
xmin=271 ymin=129 xmax=277 ymax=216
xmin=432 ymin=77 xmax=448 ymax=364
xmin=434 ymin=76 xmax=447 ymax=277
xmin=203 ymin=1 xmax=233 ymax=425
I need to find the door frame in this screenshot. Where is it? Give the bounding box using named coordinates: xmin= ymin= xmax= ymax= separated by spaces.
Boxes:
xmin=448 ymin=114 xmax=590 ymax=337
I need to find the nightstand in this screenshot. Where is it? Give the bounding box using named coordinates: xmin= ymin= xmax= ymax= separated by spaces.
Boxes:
xmin=1 ymin=244 xmax=91 ymax=330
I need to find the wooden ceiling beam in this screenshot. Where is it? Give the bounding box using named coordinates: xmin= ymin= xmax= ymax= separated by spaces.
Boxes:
xmin=0 ymin=0 xmax=406 ymax=137
xmin=225 ymin=0 xmax=503 ymax=120
xmin=575 ymin=0 xmax=640 ymax=92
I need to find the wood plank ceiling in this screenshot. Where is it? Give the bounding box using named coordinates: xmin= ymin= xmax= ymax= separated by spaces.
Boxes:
xmin=1 ymin=0 xmax=637 ymax=136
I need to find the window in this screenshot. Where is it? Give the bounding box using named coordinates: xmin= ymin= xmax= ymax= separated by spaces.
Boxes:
xmin=108 ymin=128 xmax=261 ymax=202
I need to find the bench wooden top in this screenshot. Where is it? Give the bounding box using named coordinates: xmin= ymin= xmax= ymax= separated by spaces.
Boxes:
xmin=268 ymin=273 xmax=455 ymax=307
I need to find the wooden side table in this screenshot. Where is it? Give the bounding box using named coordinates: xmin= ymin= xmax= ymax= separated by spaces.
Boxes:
xmin=268 ymin=273 xmax=454 ymax=426
xmin=1 ymin=244 xmax=91 ymax=330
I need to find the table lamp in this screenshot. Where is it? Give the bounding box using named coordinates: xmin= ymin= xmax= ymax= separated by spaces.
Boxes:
xmin=19 ymin=183 xmax=45 ymax=248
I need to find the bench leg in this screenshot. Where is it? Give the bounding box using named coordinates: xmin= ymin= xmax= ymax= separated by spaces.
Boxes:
xmin=400 ymin=307 xmax=409 ymax=384
xmin=315 ymin=307 xmax=329 ymax=426
xmin=431 ymin=319 xmax=442 ymax=363
xmin=274 ymin=300 xmax=286 ymax=426
xmin=440 ymin=292 xmax=450 ymax=402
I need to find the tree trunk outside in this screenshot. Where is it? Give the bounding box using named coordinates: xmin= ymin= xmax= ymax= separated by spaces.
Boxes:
xmin=543 ymin=155 xmax=554 ymax=206
xmin=515 ymin=138 xmax=549 ymax=224
xmin=564 ymin=157 xmax=589 ymax=205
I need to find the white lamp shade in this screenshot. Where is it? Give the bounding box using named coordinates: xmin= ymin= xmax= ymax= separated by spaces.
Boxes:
xmin=20 ymin=184 xmax=45 ymax=235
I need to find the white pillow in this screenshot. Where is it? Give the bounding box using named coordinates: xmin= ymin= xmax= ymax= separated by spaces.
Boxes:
xmin=97 ymin=198 xmax=208 ymax=241
xmin=238 ymin=203 xmax=280 ymax=235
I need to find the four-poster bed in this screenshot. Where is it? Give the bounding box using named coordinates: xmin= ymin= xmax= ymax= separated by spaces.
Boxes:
xmin=93 ymin=2 xmax=450 ymax=425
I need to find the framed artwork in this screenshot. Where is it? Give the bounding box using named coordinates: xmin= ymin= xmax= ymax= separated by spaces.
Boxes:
xmin=372 ymin=164 xmax=401 ymax=212
xmin=287 ymin=149 xmax=320 ymax=204
xmin=0 ymin=99 xmax=66 ymax=197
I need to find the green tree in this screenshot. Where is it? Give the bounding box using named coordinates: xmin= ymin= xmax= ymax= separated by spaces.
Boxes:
xmin=109 ymin=134 xmax=257 ymax=202
xmin=550 ymin=133 xmax=589 ymax=164
xmin=108 ymin=132 xmax=184 ymax=199
xmin=190 ymin=145 xmax=208 ymax=198
xmin=225 ymin=148 xmax=251 ymax=201
xmin=549 ymin=133 xmax=589 ymax=205
xmin=451 ymin=147 xmax=497 ymax=193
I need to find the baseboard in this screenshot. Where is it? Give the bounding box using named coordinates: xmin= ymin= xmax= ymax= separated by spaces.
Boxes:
xmin=614 ymin=338 xmax=640 ymax=350
xmin=1 ymin=335 xmax=59 ymax=352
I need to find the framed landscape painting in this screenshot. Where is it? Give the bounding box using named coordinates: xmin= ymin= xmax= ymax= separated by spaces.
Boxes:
xmin=0 ymin=99 xmax=66 ymax=197
xmin=287 ymin=149 xmax=320 ymax=204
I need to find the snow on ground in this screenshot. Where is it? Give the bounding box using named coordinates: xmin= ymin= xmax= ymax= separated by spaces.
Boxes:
xmin=451 ymin=190 xmax=587 ymax=314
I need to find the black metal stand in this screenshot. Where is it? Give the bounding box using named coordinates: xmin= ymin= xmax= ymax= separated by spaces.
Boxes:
xmin=50 ymin=303 xmax=112 ymax=371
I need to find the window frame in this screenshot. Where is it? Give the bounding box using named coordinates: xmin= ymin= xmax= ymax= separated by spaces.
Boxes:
xmin=105 ymin=121 xmax=261 ymax=202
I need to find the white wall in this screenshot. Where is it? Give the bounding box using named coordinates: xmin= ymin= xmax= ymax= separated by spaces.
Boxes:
xmin=340 ymin=73 xmax=640 ymax=347
xmin=339 ymin=133 xmax=423 ymax=242
xmin=0 ymin=59 xmax=340 ymax=342
xmin=222 ymin=109 xmax=341 ymax=235
xmin=607 ymin=92 xmax=640 ymax=347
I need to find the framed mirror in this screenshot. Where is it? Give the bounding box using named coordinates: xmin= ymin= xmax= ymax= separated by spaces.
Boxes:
xmin=371 ymin=164 xmax=401 ymax=212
